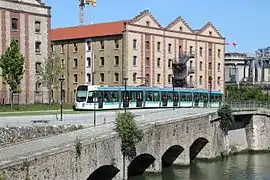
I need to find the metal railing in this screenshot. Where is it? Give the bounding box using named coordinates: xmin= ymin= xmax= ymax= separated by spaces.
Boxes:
xmin=227 ymin=100 xmax=270 ymax=111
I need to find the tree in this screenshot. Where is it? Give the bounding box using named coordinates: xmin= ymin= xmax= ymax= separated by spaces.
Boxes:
xmin=0 ymin=39 xmax=24 ymax=103
xmin=217 ymin=104 xmax=235 ymax=135
xmin=115 ymin=112 xmax=143 ymax=179
xmin=37 ymin=54 xmax=63 ymax=104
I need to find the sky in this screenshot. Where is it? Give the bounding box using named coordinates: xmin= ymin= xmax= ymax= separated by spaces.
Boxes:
xmin=44 ymin=0 xmax=270 ymax=54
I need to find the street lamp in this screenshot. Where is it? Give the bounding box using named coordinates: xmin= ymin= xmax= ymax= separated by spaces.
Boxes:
xmin=59 ymin=77 xmax=65 ymax=121
xmin=93 ymin=92 xmax=98 ymax=127
xmin=172 ymin=75 xmax=175 ymax=110
xmin=209 ymin=77 xmax=212 ymax=108
xmin=123 ymin=77 xmax=128 ymax=113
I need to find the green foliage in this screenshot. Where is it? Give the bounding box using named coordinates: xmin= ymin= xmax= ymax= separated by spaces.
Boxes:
xmin=0 ymin=172 xmax=6 ymax=180
xmin=217 ymin=104 xmax=235 ymax=135
xmin=115 ymin=112 xmax=143 ymax=159
xmin=37 ymin=54 xmax=64 ymax=104
xmin=0 ymin=103 xmax=73 ymax=112
xmin=75 ymin=137 xmax=82 ymax=159
xmin=225 ymin=85 xmax=268 ymax=101
xmin=0 ymin=39 xmax=24 ymax=91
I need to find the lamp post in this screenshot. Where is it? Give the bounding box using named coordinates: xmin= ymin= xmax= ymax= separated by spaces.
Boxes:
xmin=172 ymin=76 xmax=175 ymax=110
xmin=93 ymin=92 xmax=97 ymax=127
xmin=59 ymin=77 xmax=65 ymax=121
xmin=123 ymin=77 xmax=128 ymax=113
xmin=209 ymin=77 xmax=212 ymax=108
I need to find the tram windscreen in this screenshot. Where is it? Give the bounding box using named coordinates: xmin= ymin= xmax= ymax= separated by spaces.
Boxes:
xmin=76 ymin=86 xmax=88 ymax=102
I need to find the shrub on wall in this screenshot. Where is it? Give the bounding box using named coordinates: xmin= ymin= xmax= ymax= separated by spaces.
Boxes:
xmin=115 ymin=112 xmax=143 ymax=159
xmin=217 ymin=104 xmax=235 ymax=135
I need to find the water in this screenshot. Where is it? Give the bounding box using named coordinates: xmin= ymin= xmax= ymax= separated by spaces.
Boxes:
xmin=130 ymin=154 xmax=270 ymax=180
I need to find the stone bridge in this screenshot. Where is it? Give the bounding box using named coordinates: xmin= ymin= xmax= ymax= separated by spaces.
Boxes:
xmin=1 ymin=109 xmax=270 ymax=180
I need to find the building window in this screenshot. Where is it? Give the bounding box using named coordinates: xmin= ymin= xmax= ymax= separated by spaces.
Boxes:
xmin=157 ymin=42 xmax=161 ymax=52
xmin=190 ymin=75 xmax=193 ymax=85
xmin=189 ymin=46 xmax=193 ymax=54
xmin=157 ymin=74 xmax=161 ymax=83
xmin=74 ymin=58 xmax=78 ymax=68
xmin=179 ymin=45 xmax=182 ymax=56
xmin=35 ymin=21 xmax=41 ymax=33
xmin=133 ymin=56 xmax=137 ymax=66
xmin=168 ymin=43 xmax=172 ymax=53
xmin=100 ymin=57 xmax=104 ymax=66
xmin=199 ymin=76 xmax=203 ymax=85
xmin=114 ymin=39 xmax=119 ymax=49
xmin=217 ymin=77 xmax=220 ymax=85
xmin=208 ymin=62 xmax=212 ymax=70
xmin=87 ymin=73 xmax=91 ymax=83
xmin=168 ymin=74 xmax=172 ymax=83
xmin=179 ymin=26 xmax=183 ymax=32
xmin=100 ymin=73 xmax=104 ymax=82
xmin=74 ymin=74 xmax=78 ymax=83
xmin=87 ymin=41 xmax=91 ymax=51
xmin=133 ymin=73 xmax=137 ymax=82
xmin=114 ymin=56 xmax=119 ymax=66
xmin=74 ymin=43 xmax=78 ymax=52
xmin=100 ymin=40 xmax=104 ymax=49
xmin=157 ymin=58 xmax=161 ymax=67
xmin=209 ymin=48 xmax=212 ymax=56
xmin=11 ymin=18 xmax=18 ymax=31
xmin=190 ymin=60 xmax=193 ymax=69
xmin=218 ymin=49 xmax=221 ymax=58
xmin=146 ymin=21 xmax=150 ymax=26
xmin=35 ymin=41 xmax=41 ymax=53
xmin=199 ymin=61 xmax=203 ymax=71
xmin=61 ymin=44 xmax=64 ymax=53
xmin=146 ymin=57 xmax=150 ymax=66
xmin=87 ymin=57 xmax=91 ymax=67
xmin=133 ymin=39 xmax=137 ymax=49
xmin=35 ymin=62 xmax=41 ymax=74
xmin=218 ymin=63 xmax=221 ymax=71
xmin=61 ymin=59 xmax=65 ymax=68
xmin=199 ymin=47 xmax=203 ymax=56
xmin=209 ymin=31 xmax=212 ymax=36
xmin=168 ymin=59 xmax=172 ymax=68
xmin=35 ymin=82 xmax=42 ymax=91
xmin=146 ymin=41 xmax=150 ymax=50
xmin=114 ymin=73 xmax=119 ymax=82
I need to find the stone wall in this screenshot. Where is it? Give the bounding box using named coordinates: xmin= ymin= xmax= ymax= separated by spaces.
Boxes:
xmin=0 ymin=124 xmax=85 ymax=146
xmin=2 ymin=110 xmax=270 ymax=180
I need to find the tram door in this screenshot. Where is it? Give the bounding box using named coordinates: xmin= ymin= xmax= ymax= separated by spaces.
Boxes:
xmin=173 ymin=92 xmax=179 ymax=107
xmin=123 ymin=91 xmax=130 ymax=108
xmin=161 ymin=92 xmax=168 ymax=107
xmin=136 ymin=91 xmax=143 ymax=107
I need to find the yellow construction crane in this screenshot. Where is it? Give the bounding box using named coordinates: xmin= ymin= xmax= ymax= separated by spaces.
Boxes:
xmin=79 ymin=0 xmax=96 ymax=25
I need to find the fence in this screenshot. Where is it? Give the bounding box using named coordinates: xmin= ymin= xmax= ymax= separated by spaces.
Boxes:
xmin=227 ymin=100 xmax=270 ymax=111
xmin=0 ymin=90 xmax=76 ymax=105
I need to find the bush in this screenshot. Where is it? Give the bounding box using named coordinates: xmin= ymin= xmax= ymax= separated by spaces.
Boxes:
xmin=115 ymin=112 xmax=143 ymax=159
xmin=217 ymin=104 xmax=235 ymax=135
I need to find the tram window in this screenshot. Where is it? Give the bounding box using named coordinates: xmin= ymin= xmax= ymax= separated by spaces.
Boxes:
xmin=86 ymin=91 xmax=94 ymax=103
xmin=153 ymin=92 xmax=159 ymax=101
xmin=181 ymin=93 xmax=192 ymax=102
xmin=103 ymin=91 xmax=119 ymax=102
xmin=146 ymin=91 xmax=159 ymax=101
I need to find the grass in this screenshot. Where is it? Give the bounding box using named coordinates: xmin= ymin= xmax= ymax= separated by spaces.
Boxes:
xmin=0 ymin=103 xmax=73 ymax=112
xmin=0 ymin=110 xmax=89 ymax=117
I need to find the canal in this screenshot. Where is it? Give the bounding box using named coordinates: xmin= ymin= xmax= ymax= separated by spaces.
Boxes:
xmin=129 ymin=154 xmax=270 ymax=180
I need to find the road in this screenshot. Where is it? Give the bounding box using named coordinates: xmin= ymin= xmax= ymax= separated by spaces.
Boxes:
xmin=0 ymin=108 xmax=217 ymax=128
xmin=0 ymin=108 xmax=218 ymax=164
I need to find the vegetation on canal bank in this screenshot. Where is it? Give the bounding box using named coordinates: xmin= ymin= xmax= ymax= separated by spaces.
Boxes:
xmin=0 ymin=103 xmax=73 ymax=112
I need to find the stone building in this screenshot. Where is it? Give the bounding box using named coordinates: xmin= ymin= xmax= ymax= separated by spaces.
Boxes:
xmin=51 ymin=10 xmax=225 ymax=103
xmin=0 ymin=0 xmax=51 ymax=104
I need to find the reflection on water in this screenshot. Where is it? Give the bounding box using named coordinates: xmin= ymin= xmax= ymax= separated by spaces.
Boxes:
xmin=129 ymin=154 xmax=270 ymax=180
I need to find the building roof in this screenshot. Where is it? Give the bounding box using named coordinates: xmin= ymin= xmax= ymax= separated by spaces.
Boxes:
xmin=51 ymin=20 xmax=126 ymax=41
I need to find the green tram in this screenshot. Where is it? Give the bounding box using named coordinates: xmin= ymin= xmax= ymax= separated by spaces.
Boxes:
xmin=74 ymin=85 xmax=223 ymax=110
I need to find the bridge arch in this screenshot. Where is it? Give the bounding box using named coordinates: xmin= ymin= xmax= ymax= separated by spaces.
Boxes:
xmin=189 ymin=137 xmax=209 ymax=162
xmin=86 ymin=165 xmax=120 ymax=180
xmin=162 ymin=145 xmax=184 ymax=168
xmin=128 ymin=153 xmax=155 ymax=177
